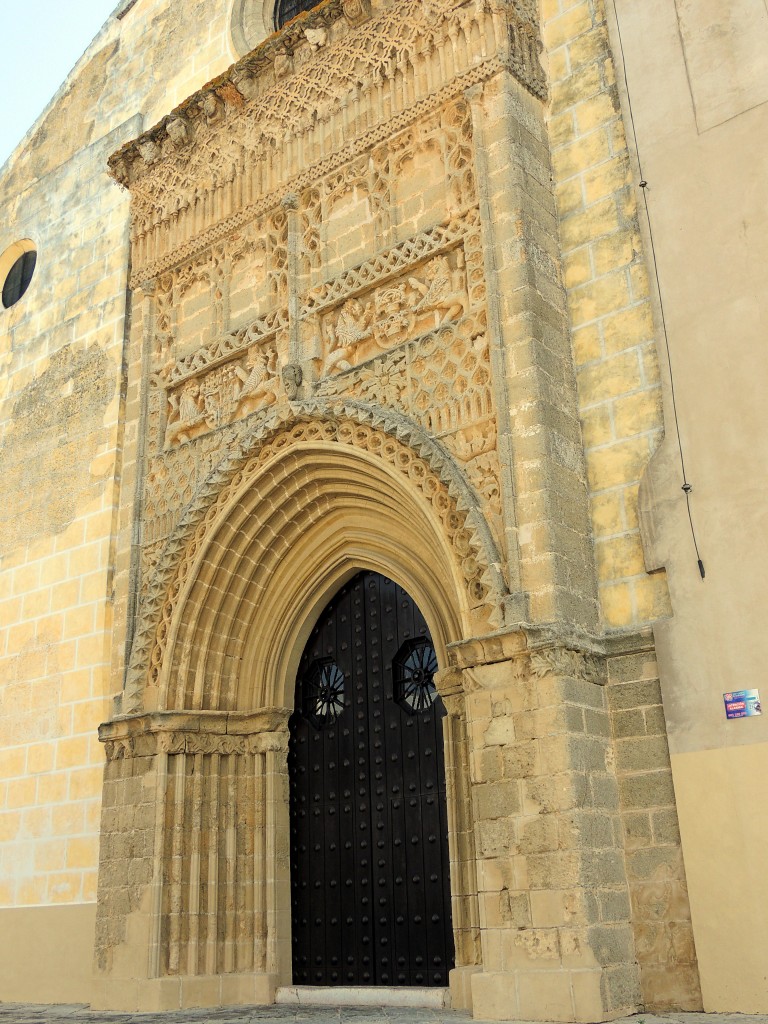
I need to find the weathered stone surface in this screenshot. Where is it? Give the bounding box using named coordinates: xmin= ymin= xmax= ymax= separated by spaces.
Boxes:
xmin=0 ymin=0 xmax=704 ymax=1014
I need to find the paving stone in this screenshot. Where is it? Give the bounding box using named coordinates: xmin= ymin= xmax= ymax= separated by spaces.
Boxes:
xmin=3 ymin=1009 xmax=768 ymax=1024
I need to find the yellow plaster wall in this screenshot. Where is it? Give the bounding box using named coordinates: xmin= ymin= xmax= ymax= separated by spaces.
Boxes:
xmin=607 ymin=0 xmax=768 ymax=1010
xmin=671 ymin=744 xmax=768 ymax=1012
xmin=0 ymin=904 xmax=97 ymax=1003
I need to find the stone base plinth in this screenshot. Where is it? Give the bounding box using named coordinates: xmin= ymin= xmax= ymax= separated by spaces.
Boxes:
xmin=471 ymin=967 xmax=617 ymax=1023
xmin=449 ymin=964 xmax=482 ymax=1011
xmin=90 ymin=972 xmax=279 ymax=1012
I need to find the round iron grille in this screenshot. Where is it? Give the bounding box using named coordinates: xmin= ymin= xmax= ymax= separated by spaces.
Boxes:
xmin=302 ymin=659 xmax=346 ymax=728
xmin=393 ymin=638 xmax=438 ymax=714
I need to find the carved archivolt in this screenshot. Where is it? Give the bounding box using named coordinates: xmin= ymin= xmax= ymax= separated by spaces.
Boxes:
xmin=124 ymin=405 xmax=509 ymax=713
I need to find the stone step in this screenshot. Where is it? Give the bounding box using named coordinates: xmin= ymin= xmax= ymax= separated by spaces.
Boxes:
xmin=275 ymin=986 xmax=451 ymax=1009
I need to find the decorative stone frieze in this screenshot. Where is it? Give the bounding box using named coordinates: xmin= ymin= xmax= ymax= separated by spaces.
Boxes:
xmin=99 ymin=708 xmax=290 ymax=760
xmin=110 ymin=0 xmax=546 ymax=285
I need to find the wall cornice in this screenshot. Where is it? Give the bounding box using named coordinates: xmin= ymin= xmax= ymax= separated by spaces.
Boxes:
xmin=108 ymin=0 xmax=547 ymax=282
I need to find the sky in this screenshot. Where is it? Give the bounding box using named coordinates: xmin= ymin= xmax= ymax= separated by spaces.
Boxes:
xmin=0 ymin=0 xmax=115 ymax=170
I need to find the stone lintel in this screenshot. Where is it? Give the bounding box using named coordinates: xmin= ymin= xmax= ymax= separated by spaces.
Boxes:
xmin=447 ymin=623 xmax=658 ymax=674
xmin=98 ymin=707 xmax=291 ymax=759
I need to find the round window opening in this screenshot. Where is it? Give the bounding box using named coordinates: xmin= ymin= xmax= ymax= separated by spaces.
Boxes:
xmin=273 ymin=0 xmax=319 ymax=29
xmin=230 ymin=0 xmax=323 ymax=54
xmin=1 ymin=242 xmax=37 ymax=310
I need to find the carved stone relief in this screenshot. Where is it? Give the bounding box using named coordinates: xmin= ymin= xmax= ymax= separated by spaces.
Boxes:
xmin=319 ymin=248 xmax=468 ymax=373
xmin=116 ymin=0 xmax=544 ymax=712
xmin=163 ymin=342 xmax=280 ymax=448
xmin=111 ymin=0 xmax=546 ymax=287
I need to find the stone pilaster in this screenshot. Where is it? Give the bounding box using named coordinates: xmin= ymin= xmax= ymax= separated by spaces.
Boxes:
xmin=437 ymin=669 xmax=482 ymax=1009
xmin=466 ymin=70 xmax=599 ymax=631
xmin=449 ymin=636 xmax=641 ymax=1022
xmin=92 ymin=709 xmax=289 ymax=1011
xmin=607 ymin=646 xmax=701 ymax=1011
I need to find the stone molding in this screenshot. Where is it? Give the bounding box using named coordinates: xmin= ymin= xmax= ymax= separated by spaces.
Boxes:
xmin=112 ymin=0 xmax=544 ymax=181
xmin=99 ymin=708 xmax=291 ymax=760
xmin=161 ymin=208 xmax=479 ymax=393
xmin=124 ymin=60 xmax=500 ymax=287
xmin=446 ymin=624 xmax=660 ymax=686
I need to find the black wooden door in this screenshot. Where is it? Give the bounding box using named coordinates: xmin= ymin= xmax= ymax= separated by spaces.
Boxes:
xmin=288 ymin=571 xmax=455 ymax=987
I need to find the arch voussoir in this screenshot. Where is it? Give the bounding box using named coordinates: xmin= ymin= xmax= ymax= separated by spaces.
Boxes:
xmin=122 ymin=401 xmax=511 ymax=714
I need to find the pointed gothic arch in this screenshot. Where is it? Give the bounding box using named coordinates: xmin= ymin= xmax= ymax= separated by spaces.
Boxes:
xmin=124 ymin=401 xmax=511 ymax=715
xmin=100 ymin=404 xmax=486 ymax=1001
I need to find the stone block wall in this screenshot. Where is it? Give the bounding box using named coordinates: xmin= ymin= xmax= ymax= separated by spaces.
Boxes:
xmin=541 ymin=0 xmax=671 ymax=629
xmin=0 ymin=125 xmax=136 ymax=912
xmin=608 ymin=649 xmax=702 ymax=1010
xmin=0 ymin=0 xmax=253 ymax=1000
xmin=464 ymin=649 xmax=641 ymax=1022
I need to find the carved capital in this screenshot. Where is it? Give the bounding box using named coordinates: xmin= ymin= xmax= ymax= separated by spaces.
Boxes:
xmin=435 ymin=667 xmax=466 ymax=717
xmin=281 ymin=193 xmax=300 ymax=211
xmin=98 ymin=708 xmax=293 ymax=760
xmin=103 ymin=737 xmax=135 ymax=761
xmin=529 ymin=646 xmax=604 ymax=685
xmin=138 ymin=278 xmax=158 ymax=298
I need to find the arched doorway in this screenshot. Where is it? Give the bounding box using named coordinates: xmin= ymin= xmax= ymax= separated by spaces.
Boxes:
xmin=288 ymin=570 xmax=455 ymax=987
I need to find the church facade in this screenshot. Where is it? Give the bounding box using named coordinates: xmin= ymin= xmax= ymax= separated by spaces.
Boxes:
xmin=1 ymin=0 xmax=766 ymax=1018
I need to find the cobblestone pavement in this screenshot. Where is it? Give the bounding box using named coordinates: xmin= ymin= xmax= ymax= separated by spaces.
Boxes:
xmin=2 ymin=1007 xmax=768 ymax=1024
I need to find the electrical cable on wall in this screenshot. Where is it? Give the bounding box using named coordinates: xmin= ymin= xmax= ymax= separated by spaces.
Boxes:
xmin=612 ymin=1 xmax=706 ymax=580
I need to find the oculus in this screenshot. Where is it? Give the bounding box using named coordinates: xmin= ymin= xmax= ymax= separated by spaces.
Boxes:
xmin=1 ymin=241 xmax=36 ymax=310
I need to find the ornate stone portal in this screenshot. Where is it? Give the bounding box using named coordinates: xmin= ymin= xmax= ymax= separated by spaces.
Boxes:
xmin=95 ymin=0 xmax=688 ymax=1017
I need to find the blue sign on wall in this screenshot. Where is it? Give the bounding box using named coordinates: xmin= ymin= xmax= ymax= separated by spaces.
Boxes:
xmin=723 ymin=690 xmax=762 ymax=719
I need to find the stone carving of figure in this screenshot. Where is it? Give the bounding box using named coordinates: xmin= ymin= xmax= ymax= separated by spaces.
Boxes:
xmin=166 ymin=116 xmax=191 ymax=149
xmin=409 ymin=251 xmax=467 ymax=324
xmin=199 ymin=364 xmax=242 ymax=429
xmin=282 ymin=363 xmax=303 ymax=401
xmin=165 ymin=380 xmax=204 ymax=446
xmin=235 ymin=346 xmax=278 ymax=416
xmin=325 ymin=298 xmax=374 ymax=373
xmin=303 ymin=27 xmax=327 ymax=50
xmin=200 ymin=92 xmax=224 ymax=125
